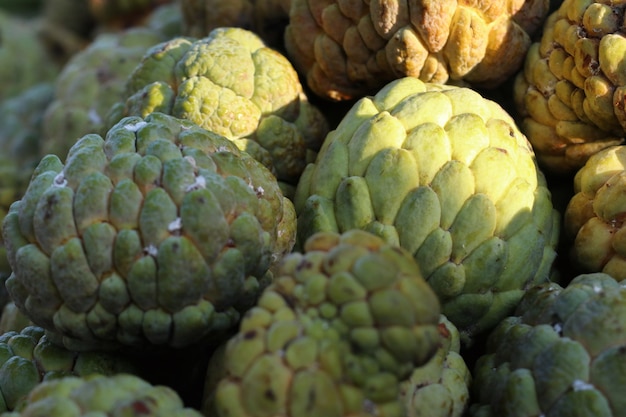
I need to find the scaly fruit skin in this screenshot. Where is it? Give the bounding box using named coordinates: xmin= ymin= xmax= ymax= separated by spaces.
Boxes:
xmin=563 ymin=145 xmax=626 ymax=280
xmin=105 ymin=27 xmax=329 ymax=189
xmin=0 ymin=373 xmax=203 ymax=417
xmin=470 ymin=273 xmax=626 ymax=417
xmin=283 ymin=0 xmax=550 ymax=101
xmin=2 ymin=112 xmax=296 ymax=351
xmin=294 ymin=77 xmax=560 ymax=345
xmin=401 ymin=315 xmax=471 ymax=417
xmin=40 ymin=27 xmax=171 ymax=161
xmin=205 ymin=229 xmax=442 ymax=417
xmin=0 ymin=83 xmax=55 ymax=282
xmin=513 ymin=0 xmax=626 ymax=175
xmin=0 ymin=325 xmax=139 ymax=412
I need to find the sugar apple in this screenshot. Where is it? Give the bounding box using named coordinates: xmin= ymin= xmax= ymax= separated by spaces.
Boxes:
xmin=563 ymin=144 xmax=626 ymax=280
xmin=294 ymin=76 xmax=561 ymax=345
xmin=283 ymin=0 xmax=551 ymax=101
xmin=400 ymin=314 xmax=471 ymax=417
xmin=40 ymin=26 xmax=173 ymax=160
xmin=105 ymin=27 xmax=330 ymax=192
xmin=513 ymin=0 xmax=626 ymax=175
xmin=0 ymin=325 xmax=139 ymax=412
xmin=470 ymin=272 xmax=626 ymax=417
xmin=0 ymin=83 xmax=55 ymax=282
xmin=2 ymin=112 xmax=297 ymax=351
xmin=181 ymin=0 xmax=290 ymax=49
xmin=0 ymin=11 xmax=60 ymax=101
xmin=204 ymin=229 xmax=442 ymax=417
xmin=0 ymin=373 xmax=203 ymax=417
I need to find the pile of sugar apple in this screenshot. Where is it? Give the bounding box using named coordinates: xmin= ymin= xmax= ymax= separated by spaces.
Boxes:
xmin=1 ymin=0 xmax=626 ymax=416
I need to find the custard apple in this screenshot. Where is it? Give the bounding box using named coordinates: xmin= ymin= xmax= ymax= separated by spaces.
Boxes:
xmin=105 ymin=27 xmax=329 ymax=192
xmin=0 ymin=373 xmax=203 ymax=417
xmin=0 ymin=325 xmax=138 ymax=412
xmin=563 ymin=144 xmax=626 ymax=280
xmin=204 ymin=229 xmax=442 ymax=417
xmin=513 ymin=0 xmax=626 ymax=175
xmin=283 ymin=0 xmax=551 ymax=101
xmin=400 ymin=314 xmax=471 ymax=417
xmin=40 ymin=26 xmax=172 ymax=160
xmin=294 ymin=76 xmax=561 ymax=345
xmin=2 ymin=112 xmax=296 ymax=351
xmin=470 ymin=272 xmax=626 ymax=417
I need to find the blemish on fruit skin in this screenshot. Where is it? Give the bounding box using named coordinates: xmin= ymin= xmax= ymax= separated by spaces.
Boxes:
xmin=130 ymin=399 xmax=153 ymax=414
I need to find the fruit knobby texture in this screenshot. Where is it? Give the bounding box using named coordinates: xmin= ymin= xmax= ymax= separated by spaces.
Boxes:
xmin=283 ymin=0 xmax=551 ymax=101
xmin=1 ymin=112 xmax=297 ymax=351
xmin=206 ymin=229 xmax=442 ymax=417
xmin=0 ymin=325 xmax=138 ymax=412
xmin=470 ymin=273 xmax=626 ymax=417
xmin=514 ymin=0 xmax=626 ymax=175
xmin=0 ymin=373 xmax=204 ymax=417
xmin=105 ymin=27 xmax=329 ymax=188
xmin=564 ymin=144 xmax=626 ymax=280
xmin=294 ymin=77 xmax=561 ymax=345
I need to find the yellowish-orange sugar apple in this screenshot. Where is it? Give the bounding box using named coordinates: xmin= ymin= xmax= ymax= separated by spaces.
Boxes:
xmin=283 ymin=0 xmax=551 ymax=101
xmin=513 ymin=0 xmax=626 ymax=175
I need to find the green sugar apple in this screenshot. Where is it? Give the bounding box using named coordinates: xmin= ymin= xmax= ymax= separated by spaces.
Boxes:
xmin=0 ymin=373 xmax=203 ymax=417
xmin=0 ymin=83 xmax=55 ymax=282
xmin=294 ymin=76 xmax=561 ymax=345
xmin=203 ymin=229 xmax=442 ymax=417
xmin=2 ymin=112 xmax=296 ymax=351
xmin=40 ymin=26 xmax=172 ymax=160
xmin=470 ymin=273 xmax=626 ymax=417
xmin=105 ymin=27 xmax=329 ymax=193
xmin=0 ymin=302 xmax=33 ymax=335
xmin=0 ymin=325 xmax=138 ymax=412
xmin=563 ymin=144 xmax=626 ymax=280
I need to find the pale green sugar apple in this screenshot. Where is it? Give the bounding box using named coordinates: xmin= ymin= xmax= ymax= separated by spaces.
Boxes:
xmin=513 ymin=0 xmax=626 ymax=175
xmin=2 ymin=112 xmax=297 ymax=351
xmin=0 ymin=11 xmax=60 ymax=101
xmin=470 ymin=273 xmax=626 ymax=417
xmin=294 ymin=76 xmax=561 ymax=345
xmin=204 ymin=229 xmax=442 ymax=417
xmin=400 ymin=314 xmax=471 ymax=417
xmin=105 ymin=27 xmax=330 ymax=190
xmin=0 ymin=83 xmax=56 ymax=280
xmin=563 ymin=145 xmax=626 ymax=280
xmin=0 ymin=325 xmax=139 ymax=412
xmin=40 ymin=27 xmax=171 ymax=160
xmin=0 ymin=373 xmax=203 ymax=417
